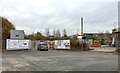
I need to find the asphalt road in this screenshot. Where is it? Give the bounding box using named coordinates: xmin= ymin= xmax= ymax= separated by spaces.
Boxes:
xmin=2 ymin=49 xmax=118 ymax=71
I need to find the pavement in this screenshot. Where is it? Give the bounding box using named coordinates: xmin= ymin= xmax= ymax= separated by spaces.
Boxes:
xmin=2 ymin=48 xmax=118 ymax=71
xmin=90 ymin=45 xmax=117 ymax=52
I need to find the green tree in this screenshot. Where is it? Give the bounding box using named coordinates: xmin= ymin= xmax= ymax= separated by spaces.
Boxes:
xmin=25 ymin=32 xmax=46 ymax=40
xmin=35 ymin=32 xmax=44 ymax=40
xmin=1 ymin=17 xmax=15 ymax=40
xmin=25 ymin=33 xmax=35 ymax=40
xmin=36 ymin=32 xmax=42 ymax=36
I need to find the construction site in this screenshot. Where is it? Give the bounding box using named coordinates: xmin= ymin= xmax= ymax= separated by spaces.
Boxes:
xmin=0 ymin=0 xmax=120 ymax=73
xmin=0 ymin=17 xmax=119 ymax=72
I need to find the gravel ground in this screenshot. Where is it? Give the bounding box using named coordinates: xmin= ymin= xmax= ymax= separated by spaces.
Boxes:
xmin=2 ymin=48 xmax=118 ymax=71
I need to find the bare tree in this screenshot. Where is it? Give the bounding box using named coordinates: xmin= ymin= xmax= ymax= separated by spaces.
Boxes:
xmin=55 ymin=29 xmax=61 ymax=38
xmin=45 ymin=28 xmax=50 ymax=37
xmin=63 ymin=28 xmax=67 ymax=37
xmin=105 ymin=30 xmax=110 ymax=34
xmin=53 ymin=29 xmax=56 ymax=37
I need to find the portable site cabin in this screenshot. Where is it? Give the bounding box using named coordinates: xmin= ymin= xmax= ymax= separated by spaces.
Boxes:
xmin=54 ymin=40 xmax=70 ymax=49
xmin=10 ymin=30 xmax=25 ymax=40
xmin=6 ymin=39 xmax=31 ymax=50
xmin=6 ymin=30 xmax=31 ymax=50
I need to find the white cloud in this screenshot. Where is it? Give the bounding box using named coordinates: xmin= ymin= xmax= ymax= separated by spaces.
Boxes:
xmin=39 ymin=7 xmax=54 ymax=15
xmin=0 ymin=0 xmax=118 ymax=35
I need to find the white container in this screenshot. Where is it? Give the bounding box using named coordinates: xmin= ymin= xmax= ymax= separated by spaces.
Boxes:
xmin=6 ymin=39 xmax=31 ymax=50
xmin=54 ymin=40 xmax=70 ymax=49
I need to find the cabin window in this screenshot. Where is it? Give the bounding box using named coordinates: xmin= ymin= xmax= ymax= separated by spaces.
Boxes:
xmin=16 ymin=35 xmax=19 ymax=37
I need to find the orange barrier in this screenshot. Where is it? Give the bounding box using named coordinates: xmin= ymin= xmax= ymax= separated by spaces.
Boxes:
xmin=91 ymin=43 xmax=101 ymax=47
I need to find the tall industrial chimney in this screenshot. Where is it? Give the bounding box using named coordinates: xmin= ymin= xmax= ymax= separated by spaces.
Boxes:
xmin=77 ymin=17 xmax=84 ymax=39
xmin=81 ymin=17 xmax=83 ymax=34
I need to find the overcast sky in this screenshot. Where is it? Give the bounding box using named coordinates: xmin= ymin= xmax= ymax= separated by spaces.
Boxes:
xmin=0 ymin=0 xmax=119 ymax=36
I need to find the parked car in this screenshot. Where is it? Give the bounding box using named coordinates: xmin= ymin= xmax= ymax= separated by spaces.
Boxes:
xmin=37 ymin=41 xmax=48 ymax=51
